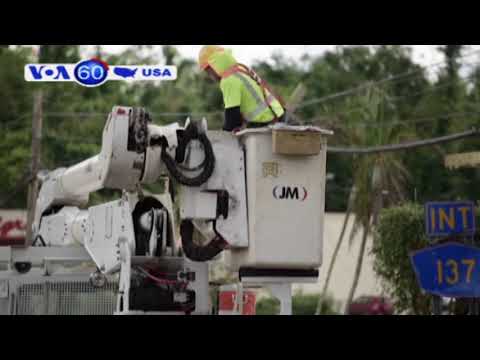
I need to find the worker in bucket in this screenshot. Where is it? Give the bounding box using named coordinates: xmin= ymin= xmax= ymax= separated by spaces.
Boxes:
xmin=198 ymin=45 xmax=286 ymax=132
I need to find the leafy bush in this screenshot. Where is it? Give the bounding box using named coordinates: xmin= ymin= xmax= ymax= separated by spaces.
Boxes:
xmin=256 ymin=293 xmax=340 ymax=315
xmin=256 ymin=297 xmax=279 ymax=315
xmin=372 ymin=203 xmax=431 ymax=314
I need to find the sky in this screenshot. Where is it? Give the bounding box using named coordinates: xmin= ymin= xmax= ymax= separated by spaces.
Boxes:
xmin=22 ymin=45 xmax=480 ymax=70
xmin=177 ymin=45 xmax=445 ymax=65
xmin=97 ymin=45 xmax=468 ymax=68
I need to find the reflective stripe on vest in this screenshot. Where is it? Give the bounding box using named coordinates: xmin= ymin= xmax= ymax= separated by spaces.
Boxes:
xmin=232 ymin=73 xmax=278 ymax=123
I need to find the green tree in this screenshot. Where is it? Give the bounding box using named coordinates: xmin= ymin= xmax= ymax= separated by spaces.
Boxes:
xmin=373 ymin=203 xmax=431 ymax=314
xmin=438 ymin=45 xmax=465 ymax=103
xmin=320 ymin=86 xmax=412 ymax=312
xmin=316 ymin=187 xmax=356 ymax=314
xmin=0 ymin=46 xmax=36 ymax=208
xmin=298 ymin=46 xmax=430 ymax=211
xmin=257 ymin=292 xmax=340 ymax=315
xmin=405 ymin=45 xmax=477 ymax=204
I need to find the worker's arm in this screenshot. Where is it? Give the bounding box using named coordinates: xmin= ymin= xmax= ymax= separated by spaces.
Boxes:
xmin=221 ymin=78 xmax=243 ymax=132
xmin=224 ymin=107 xmax=243 ymax=132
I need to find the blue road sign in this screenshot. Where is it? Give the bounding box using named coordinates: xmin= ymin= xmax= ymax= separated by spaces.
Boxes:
xmin=425 ymin=201 xmax=476 ymax=238
xmin=411 ymin=243 xmax=480 ymax=298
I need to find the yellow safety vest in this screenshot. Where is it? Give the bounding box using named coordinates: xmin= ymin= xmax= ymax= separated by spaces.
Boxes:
xmin=220 ymin=65 xmax=285 ymax=124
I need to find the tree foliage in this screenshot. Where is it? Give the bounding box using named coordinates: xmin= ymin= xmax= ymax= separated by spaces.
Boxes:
xmin=372 ymin=203 xmax=432 ymax=314
xmin=256 ymin=292 xmax=340 ymax=315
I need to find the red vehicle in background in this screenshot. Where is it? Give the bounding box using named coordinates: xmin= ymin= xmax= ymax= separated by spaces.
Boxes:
xmin=347 ymin=296 xmax=394 ymax=315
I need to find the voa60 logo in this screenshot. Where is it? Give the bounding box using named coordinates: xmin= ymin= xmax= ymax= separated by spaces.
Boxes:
xmin=25 ymin=58 xmax=177 ymax=87
xmin=74 ymin=59 xmax=110 ymax=87
xmin=25 ymin=58 xmax=110 ymax=87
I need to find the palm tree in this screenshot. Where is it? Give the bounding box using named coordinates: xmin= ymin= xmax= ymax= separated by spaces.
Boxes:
xmin=313 ymin=85 xmax=412 ymax=313
xmin=315 ymin=187 xmax=356 ymax=315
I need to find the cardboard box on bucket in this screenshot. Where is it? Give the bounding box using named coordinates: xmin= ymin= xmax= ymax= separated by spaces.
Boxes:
xmin=272 ymin=129 xmax=323 ymax=156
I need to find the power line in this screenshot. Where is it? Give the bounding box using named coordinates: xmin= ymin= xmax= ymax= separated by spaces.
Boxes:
xmin=299 ymin=49 xmax=480 ymax=109
xmin=313 ymin=110 xmax=480 ymax=130
xmin=313 ymin=67 xmax=480 ymax=124
xmin=36 ymin=108 xmax=480 ymax=144
xmin=328 ymin=128 xmax=480 ymax=155
xmin=297 ymin=48 xmax=480 ymax=110
xmin=41 ymin=111 xmax=224 ymax=120
xmin=45 ymin=110 xmax=480 ymax=155
xmin=2 ymin=111 xmax=224 ymax=132
xmin=316 ymin=59 xmax=480 ymax=116
xmin=6 ymin=129 xmax=480 ymax=201
xmin=386 ymin=62 xmax=480 ymax=103
xmin=379 ymin=110 xmax=480 ymax=128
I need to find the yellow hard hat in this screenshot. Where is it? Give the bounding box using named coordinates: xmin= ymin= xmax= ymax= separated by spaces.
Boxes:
xmin=198 ymin=45 xmax=224 ymax=70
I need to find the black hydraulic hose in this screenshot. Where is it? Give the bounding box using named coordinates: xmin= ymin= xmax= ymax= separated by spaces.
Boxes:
xmin=180 ymin=220 xmax=228 ymax=262
xmin=160 ymin=123 xmax=215 ymax=187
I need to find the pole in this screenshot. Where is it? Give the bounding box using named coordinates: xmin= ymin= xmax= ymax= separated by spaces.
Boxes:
xmin=468 ymin=234 xmax=479 ymax=315
xmin=432 ymin=295 xmax=443 ymax=315
xmin=25 ymin=91 xmax=43 ymax=246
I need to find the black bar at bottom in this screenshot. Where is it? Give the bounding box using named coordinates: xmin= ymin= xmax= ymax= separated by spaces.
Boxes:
xmin=239 ymin=268 xmax=319 ymax=280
